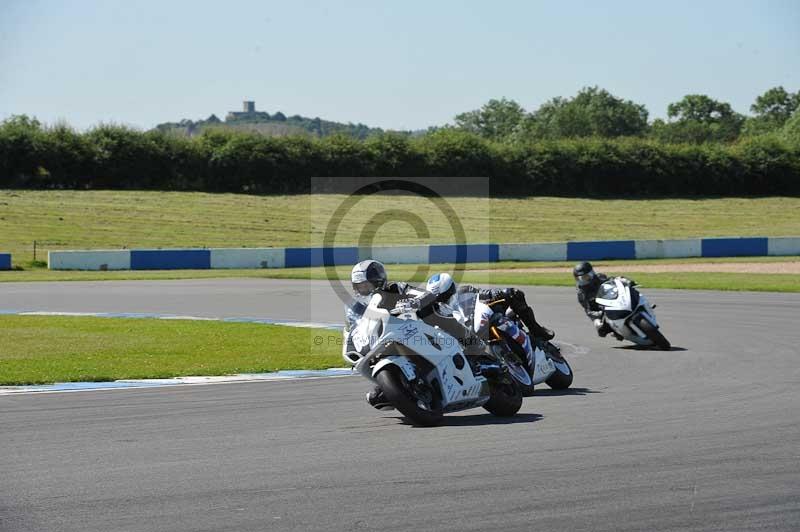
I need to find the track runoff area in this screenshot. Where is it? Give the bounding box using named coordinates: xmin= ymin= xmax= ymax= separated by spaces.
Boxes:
xmin=1 ymin=278 xmax=799 ymax=532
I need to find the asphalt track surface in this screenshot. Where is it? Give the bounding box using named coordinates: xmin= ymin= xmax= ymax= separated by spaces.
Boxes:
xmin=1 ymin=279 xmax=799 ymax=532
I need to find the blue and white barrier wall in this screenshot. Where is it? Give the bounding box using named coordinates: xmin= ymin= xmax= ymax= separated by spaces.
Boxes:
xmin=0 ymin=253 xmax=11 ymax=270
xmin=48 ymin=248 xmax=285 ymax=271
xmin=47 ymin=237 xmax=800 ymax=270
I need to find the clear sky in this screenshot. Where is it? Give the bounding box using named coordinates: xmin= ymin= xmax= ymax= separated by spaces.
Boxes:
xmin=1 ymin=0 xmax=798 ymax=131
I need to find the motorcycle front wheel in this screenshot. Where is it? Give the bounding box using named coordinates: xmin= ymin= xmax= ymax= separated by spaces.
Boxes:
xmin=539 ymin=340 xmax=573 ymax=390
xmin=483 ymin=380 xmax=523 ymax=417
xmin=503 ymin=353 xmax=536 ymax=396
xmin=376 ymin=367 xmax=443 ymax=427
xmin=636 ymin=316 xmax=671 ymax=350
xmin=545 ymin=355 xmax=573 ymax=390
xmin=491 ymin=339 xmax=535 ymax=396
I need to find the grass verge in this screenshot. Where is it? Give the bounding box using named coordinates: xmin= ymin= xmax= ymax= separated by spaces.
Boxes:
xmin=0 ymin=316 xmax=341 ymax=385
xmin=2 ymin=190 xmax=800 ymax=264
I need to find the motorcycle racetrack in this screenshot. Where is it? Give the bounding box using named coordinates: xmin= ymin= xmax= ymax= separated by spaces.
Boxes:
xmin=1 ymin=279 xmax=799 ymax=532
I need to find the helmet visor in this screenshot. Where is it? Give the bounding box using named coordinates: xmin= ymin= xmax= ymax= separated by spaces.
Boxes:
xmin=576 ymin=272 xmax=595 ymax=286
xmin=353 ymin=281 xmax=376 ymax=296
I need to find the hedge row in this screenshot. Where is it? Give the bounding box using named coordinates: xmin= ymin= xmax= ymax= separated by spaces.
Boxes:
xmin=1 ymin=119 xmax=798 ymax=196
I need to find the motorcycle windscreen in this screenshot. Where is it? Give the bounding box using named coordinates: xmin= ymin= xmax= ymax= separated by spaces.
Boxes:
xmin=597 ymin=281 xmax=618 ymax=300
xmin=455 ymin=291 xmax=478 ymax=324
xmin=343 ymin=299 xmax=367 ymax=331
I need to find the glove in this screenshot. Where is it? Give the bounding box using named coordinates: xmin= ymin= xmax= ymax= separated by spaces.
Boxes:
xmin=395 ymin=298 xmax=420 ymax=314
xmin=593 ymin=318 xmax=604 ymax=329
xmin=489 ymin=311 xmax=506 ymax=326
xmin=502 ymin=288 xmax=518 ymax=300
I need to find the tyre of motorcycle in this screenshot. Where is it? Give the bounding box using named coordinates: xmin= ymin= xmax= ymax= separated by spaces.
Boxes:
xmin=375 ymin=366 xmax=444 ymax=427
xmin=535 ymin=340 xmax=573 ymax=390
xmin=540 ymin=340 xmax=574 ymax=390
xmin=491 ymin=335 xmax=536 ymax=397
xmin=545 ymin=357 xmax=573 ymax=389
xmin=483 ymin=378 xmax=523 ymax=417
xmin=636 ymin=316 xmax=671 ymax=351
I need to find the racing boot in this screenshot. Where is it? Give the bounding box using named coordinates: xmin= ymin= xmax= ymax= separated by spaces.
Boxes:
xmin=366 ymin=386 xmax=394 ymax=411
xmin=505 ymin=289 xmax=555 ymax=341
xmin=517 ymin=306 xmax=555 ymax=340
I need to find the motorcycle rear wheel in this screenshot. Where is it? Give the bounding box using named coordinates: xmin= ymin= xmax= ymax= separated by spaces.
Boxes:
xmin=376 ymin=367 xmax=443 ymax=427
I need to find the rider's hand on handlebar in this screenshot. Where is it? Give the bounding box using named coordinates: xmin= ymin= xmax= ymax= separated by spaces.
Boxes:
xmin=394 ymin=298 xmax=420 ymax=315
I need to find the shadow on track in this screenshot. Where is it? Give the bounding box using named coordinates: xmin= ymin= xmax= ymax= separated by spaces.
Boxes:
xmin=611 ymin=345 xmax=687 ymax=352
xmin=533 ymin=387 xmax=600 ymax=397
xmin=397 ymin=413 xmax=543 ymax=427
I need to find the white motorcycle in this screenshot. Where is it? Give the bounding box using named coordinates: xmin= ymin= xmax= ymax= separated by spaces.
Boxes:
xmin=594 ymin=277 xmax=671 ymax=350
xmin=342 ymin=293 xmax=529 ymax=426
xmin=458 ymin=292 xmax=573 ymax=396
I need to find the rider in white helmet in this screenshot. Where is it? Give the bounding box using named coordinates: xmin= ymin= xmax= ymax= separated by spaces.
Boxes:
xmin=347 ymin=262 xmax=486 ymax=410
xmin=426 ymin=273 xmax=554 ymax=340
xmin=426 ymin=272 xmax=552 ymax=375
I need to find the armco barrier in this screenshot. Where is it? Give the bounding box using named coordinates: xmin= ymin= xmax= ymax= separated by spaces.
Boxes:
xmin=210 ymin=248 xmax=285 ymax=269
xmin=567 ymin=240 xmax=636 ymax=261
xmin=429 ymin=244 xmax=499 ymax=264
xmin=701 ymin=237 xmax=768 ymax=258
xmin=369 ymin=245 xmax=429 ymax=264
xmin=131 ymin=249 xmax=210 ymax=270
xmin=0 ymin=253 xmax=11 ymax=270
xmin=48 ymin=250 xmax=131 ymax=270
xmin=47 ymin=236 xmax=800 ymax=270
xmin=634 ymin=239 xmax=702 ymax=259
xmin=284 ymin=247 xmax=360 ymax=268
xmin=498 ymin=243 xmax=567 ymax=261
xmin=768 ymin=237 xmax=800 ymax=256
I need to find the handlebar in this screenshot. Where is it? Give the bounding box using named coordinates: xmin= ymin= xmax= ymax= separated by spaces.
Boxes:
xmin=389 ymin=291 xmax=438 ymax=316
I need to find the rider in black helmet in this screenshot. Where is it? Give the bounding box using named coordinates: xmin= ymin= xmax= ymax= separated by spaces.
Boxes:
xmin=573 ymin=261 xmax=612 ymax=337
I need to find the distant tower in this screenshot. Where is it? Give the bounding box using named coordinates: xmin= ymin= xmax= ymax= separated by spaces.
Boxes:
xmin=243 ymin=101 xmax=255 ymax=113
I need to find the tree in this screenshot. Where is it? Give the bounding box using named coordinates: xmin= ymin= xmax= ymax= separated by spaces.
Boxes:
xmin=512 ymin=87 xmax=648 ymax=141
xmin=651 ymin=94 xmax=744 ymax=143
xmin=454 ymin=98 xmax=525 ymax=140
xmin=0 ymin=115 xmax=46 ymax=181
xmin=667 ymin=94 xmax=738 ymax=123
xmin=782 ymin=110 xmax=800 ymax=147
xmin=742 ymin=86 xmax=800 ymax=136
xmin=272 ymin=111 xmax=287 ymax=122
xmin=751 ymin=86 xmax=800 ymax=123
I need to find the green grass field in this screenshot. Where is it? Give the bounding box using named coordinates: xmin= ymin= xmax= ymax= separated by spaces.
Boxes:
xmin=0 ymin=316 xmax=341 ymax=385
xmin=2 ymin=190 xmax=800 ymax=264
